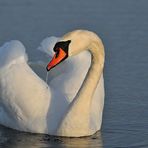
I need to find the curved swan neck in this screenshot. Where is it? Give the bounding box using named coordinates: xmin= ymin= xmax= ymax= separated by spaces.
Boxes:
xmin=76 ymin=40 xmax=104 ymax=104
xmin=57 ymin=31 xmax=105 ymax=136
xmin=62 ymin=30 xmax=105 ymax=105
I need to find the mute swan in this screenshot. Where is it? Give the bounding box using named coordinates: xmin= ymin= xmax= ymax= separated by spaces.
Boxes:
xmin=0 ymin=30 xmax=105 ymax=137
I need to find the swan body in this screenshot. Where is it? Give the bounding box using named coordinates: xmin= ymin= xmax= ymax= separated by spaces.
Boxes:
xmin=0 ymin=30 xmax=105 ymax=137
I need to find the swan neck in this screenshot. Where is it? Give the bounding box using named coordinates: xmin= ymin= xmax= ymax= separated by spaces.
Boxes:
xmin=56 ymin=31 xmax=105 ymax=136
xmin=75 ymin=39 xmax=105 ymax=104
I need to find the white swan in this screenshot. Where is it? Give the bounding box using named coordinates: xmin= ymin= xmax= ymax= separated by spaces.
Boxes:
xmin=0 ymin=30 xmax=105 ymax=137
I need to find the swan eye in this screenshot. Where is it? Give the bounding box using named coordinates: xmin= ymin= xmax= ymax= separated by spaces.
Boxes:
xmin=55 ymin=49 xmax=60 ymax=58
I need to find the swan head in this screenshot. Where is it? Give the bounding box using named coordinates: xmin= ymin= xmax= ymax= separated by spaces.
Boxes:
xmin=46 ymin=30 xmax=91 ymax=71
xmin=46 ymin=40 xmax=71 ymax=71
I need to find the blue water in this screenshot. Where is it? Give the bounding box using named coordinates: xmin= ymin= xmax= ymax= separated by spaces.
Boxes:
xmin=0 ymin=0 xmax=148 ymax=147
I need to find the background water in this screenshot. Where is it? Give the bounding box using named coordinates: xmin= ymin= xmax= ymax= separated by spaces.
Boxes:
xmin=0 ymin=0 xmax=148 ymax=147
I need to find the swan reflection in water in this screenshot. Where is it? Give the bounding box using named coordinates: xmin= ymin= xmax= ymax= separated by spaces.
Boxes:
xmin=0 ymin=125 xmax=103 ymax=148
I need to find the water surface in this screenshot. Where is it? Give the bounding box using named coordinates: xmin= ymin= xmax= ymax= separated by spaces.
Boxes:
xmin=0 ymin=0 xmax=148 ymax=147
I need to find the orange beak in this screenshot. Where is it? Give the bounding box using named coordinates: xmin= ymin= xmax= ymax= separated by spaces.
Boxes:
xmin=46 ymin=48 xmax=67 ymax=71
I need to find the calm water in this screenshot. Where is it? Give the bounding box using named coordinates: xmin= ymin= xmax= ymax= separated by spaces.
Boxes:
xmin=0 ymin=0 xmax=148 ymax=147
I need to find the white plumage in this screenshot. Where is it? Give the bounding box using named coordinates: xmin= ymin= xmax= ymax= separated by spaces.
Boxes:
xmin=0 ymin=30 xmax=105 ymax=137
